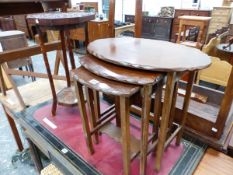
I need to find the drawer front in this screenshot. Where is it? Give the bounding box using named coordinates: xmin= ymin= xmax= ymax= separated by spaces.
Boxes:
xmin=155 ymin=18 xmax=172 ymax=26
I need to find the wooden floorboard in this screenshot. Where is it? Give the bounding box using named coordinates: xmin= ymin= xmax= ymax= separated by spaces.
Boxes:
xmin=194 ymin=148 xmax=233 ymax=175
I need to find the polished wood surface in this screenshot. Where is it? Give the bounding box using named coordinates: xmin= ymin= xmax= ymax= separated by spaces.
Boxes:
xmin=79 ymin=55 xmax=164 ymax=85
xmin=72 ymin=67 xmax=139 ymax=97
xmin=194 ymin=148 xmax=233 ymax=175
xmin=73 ymin=66 xmax=140 ymax=175
xmin=0 ymin=0 xmax=69 ymax=16
xmin=27 ymin=12 xmax=95 ymax=27
xmin=88 ymin=38 xmax=211 ymax=72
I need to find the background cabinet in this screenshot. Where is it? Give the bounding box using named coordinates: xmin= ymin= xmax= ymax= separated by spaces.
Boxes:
xmin=125 ymin=15 xmax=173 ymax=41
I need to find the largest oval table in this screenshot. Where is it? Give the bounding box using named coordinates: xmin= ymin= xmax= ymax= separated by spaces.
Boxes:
xmin=87 ymin=37 xmax=211 ymax=174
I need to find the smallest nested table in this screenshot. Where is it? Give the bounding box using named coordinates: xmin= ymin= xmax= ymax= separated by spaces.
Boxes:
xmin=27 ymin=11 xmax=95 ymax=115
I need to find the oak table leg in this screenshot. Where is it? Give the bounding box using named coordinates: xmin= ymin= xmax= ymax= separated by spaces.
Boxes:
xmin=155 ymin=72 xmax=176 ymax=171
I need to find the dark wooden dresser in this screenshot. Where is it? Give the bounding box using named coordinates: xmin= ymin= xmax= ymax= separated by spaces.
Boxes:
xmin=171 ymin=9 xmax=211 ymax=42
xmin=125 ymin=15 xmax=173 ymax=41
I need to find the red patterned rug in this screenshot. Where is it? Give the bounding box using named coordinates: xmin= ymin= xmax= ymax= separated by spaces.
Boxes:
xmin=33 ymin=104 xmax=184 ymax=175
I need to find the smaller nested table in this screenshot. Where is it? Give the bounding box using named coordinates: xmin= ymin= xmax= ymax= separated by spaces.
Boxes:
xmin=177 ymin=16 xmax=211 ymax=49
xmin=27 ymin=11 xmax=95 ymax=115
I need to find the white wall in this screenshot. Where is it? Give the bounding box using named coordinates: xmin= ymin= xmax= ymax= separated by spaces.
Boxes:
xmin=70 ymin=0 xmax=224 ymax=21
xmin=121 ymin=0 xmax=224 ymax=20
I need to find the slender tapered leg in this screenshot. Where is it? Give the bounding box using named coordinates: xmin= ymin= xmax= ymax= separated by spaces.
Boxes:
xmin=85 ymin=87 xmax=99 ymax=144
xmin=176 ymin=71 xmax=195 ymax=145
xmin=155 ymin=72 xmax=176 ymax=171
xmin=74 ymin=82 xmax=94 ymax=154
xmin=65 ymin=30 xmax=76 ymax=69
xmin=37 ymin=26 xmax=57 ymax=116
xmin=3 ymin=106 xmax=24 ymax=152
xmin=59 ymin=30 xmax=71 ymax=87
xmin=140 ymin=85 xmax=152 ymax=175
xmin=153 ymin=82 xmax=163 ymax=142
xmin=168 ymin=82 xmax=179 ymax=133
xmin=120 ymin=96 xmax=130 ymax=175
xmin=115 ymin=96 xmax=121 ymax=127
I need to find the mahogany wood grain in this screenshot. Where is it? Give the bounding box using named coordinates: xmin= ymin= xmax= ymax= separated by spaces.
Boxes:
xmin=36 ymin=26 xmax=57 ymax=116
xmin=27 ymin=12 xmax=95 ymax=28
xmin=140 ymin=85 xmax=152 ymax=175
xmin=79 ymin=55 xmax=164 ymax=85
xmin=108 ymin=0 xmax=115 ymax=37
xmin=176 ymin=71 xmax=196 ymax=145
xmin=3 ymin=105 xmax=24 ymax=151
xmin=134 ymin=0 xmax=143 ymax=38
xmin=155 ymin=72 xmax=176 ymax=171
xmin=85 ymin=87 xmax=99 ymax=144
xmin=0 ymin=41 xmax=61 ymax=64
xmin=214 ymin=46 xmax=233 ymax=139
xmin=120 ymin=96 xmax=131 ymax=175
xmin=87 ymin=38 xmax=211 ymax=72
xmin=72 ymin=67 xmax=139 ymax=97
xmin=73 ymin=67 xmax=140 ymax=175
xmin=74 ymin=80 xmax=94 ymax=154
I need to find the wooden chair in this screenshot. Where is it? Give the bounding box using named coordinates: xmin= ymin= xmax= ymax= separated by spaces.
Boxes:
xmin=196 ymin=57 xmax=232 ymax=87
xmin=196 ymin=33 xmax=232 ymax=87
xmin=0 ymin=39 xmax=66 ymax=152
xmin=0 ymin=30 xmax=35 ymax=83
xmin=177 ymin=16 xmax=211 ymax=49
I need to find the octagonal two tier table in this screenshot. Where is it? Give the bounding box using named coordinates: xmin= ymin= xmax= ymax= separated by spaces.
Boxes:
xmin=27 ymin=11 xmax=95 ymax=115
xmin=87 ymin=37 xmax=211 ymax=174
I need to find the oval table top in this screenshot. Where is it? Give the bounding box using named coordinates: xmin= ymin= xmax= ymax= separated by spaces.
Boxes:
xmin=87 ymin=38 xmax=211 ymax=72
xmin=27 ymin=11 xmax=95 ymax=27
